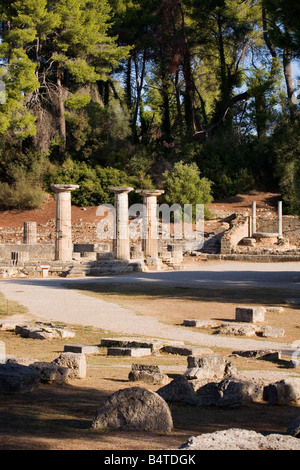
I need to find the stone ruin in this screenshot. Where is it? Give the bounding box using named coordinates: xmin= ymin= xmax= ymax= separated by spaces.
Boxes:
xmin=0 ymin=185 xmax=189 ymax=278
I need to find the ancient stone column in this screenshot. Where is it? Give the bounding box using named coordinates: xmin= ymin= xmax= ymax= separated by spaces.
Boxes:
xmin=51 ymin=184 xmax=79 ymax=261
xmin=136 ymin=189 xmax=164 ymax=258
xmin=23 ymin=222 xmax=37 ymax=245
xmin=109 ymin=187 xmax=133 ymax=261
xmin=251 ymin=201 xmax=256 ymax=236
xmin=278 ymin=201 xmax=283 ymax=237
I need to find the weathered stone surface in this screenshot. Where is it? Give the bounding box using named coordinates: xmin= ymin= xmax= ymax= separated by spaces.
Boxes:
xmin=92 ymin=387 xmax=173 ymax=432
xmin=218 ymin=322 xmax=259 ymax=337
xmin=232 ymin=349 xmax=281 ymax=361
xmin=64 ymin=344 xmax=100 ymax=355
xmin=157 ymin=376 xmax=196 ymax=402
xmin=15 ymin=322 xmax=75 ymax=340
xmin=235 ymin=306 xmax=266 ymax=323
xmin=186 ymin=354 xmax=236 ymax=380
xmin=52 ymin=352 xmax=86 ymax=379
xmin=183 ymin=319 xmax=219 ymax=329
xmin=107 ymin=347 xmax=152 ymax=357
xmin=162 ymin=345 xmax=213 ymax=356
xmin=216 ymin=378 xmax=264 ymax=407
xmin=100 ymin=337 xmax=164 ymax=351
xmin=264 ymin=378 xmax=300 ymax=405
xmin=266 ymin=306 xmax=284 ymax=313
xmin=259 ymin=325 xmax=285 ymax=338
xmin=32 ymin=361 xmax=69 ymax=384
xmin=128 ymin=364 xmax=169 ymax=385
xmin=179 ymin=428 xmax=300 ymax=450
xmin=287 ymin=416 xmax=300 ymax=437
xmin=0 ymin=363 xmax=40 ymax=394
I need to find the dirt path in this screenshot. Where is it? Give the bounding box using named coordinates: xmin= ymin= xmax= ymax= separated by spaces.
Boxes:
xmin=0 ymin=267 xmax=298 ymax=354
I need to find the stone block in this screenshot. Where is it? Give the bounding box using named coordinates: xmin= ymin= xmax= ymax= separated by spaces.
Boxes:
xmin=32 ymin=361 xmax=69 ymax=384
xmin=0 ymin=363 xmax=40 ymax=394
xmin=128 ymin=364 xmax=168 ymax=385
xmin=235 ymin=306 xmax=266 ymax=323
xmin=92 ymin=387 xmax=173 ymax=432
xmin=52 ymin=352 xmax=86 ymax=379
xmin=64 ymin=344 xmax=100 ymax=355
xmin=107 ymin=347 xmax=152 ymax=357
xmin=264 ymin=378 xmax=300 ymax=405
xmin=218 ymin=322 xmax=259 ymax=337
xmin=162 ymin=345 xmax=213 ymax=356
xmin=259 ymin=325 xmax=285 ymax=338
xmin=100 ymin=337 xmax=163 ymax=351
xmin=183 ymin=319 xmax=219 ymax=328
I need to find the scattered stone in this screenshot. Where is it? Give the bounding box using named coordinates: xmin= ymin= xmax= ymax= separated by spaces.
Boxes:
xmin=186 ymin=354 xmax=236 ymax=380
xmin=218 ymin=322 xmax=259 ymax=337
xmin=287 ymin=416 xmax=300 ymax=438
xmin=235 ymin=306 xmax=266 ymax=323
xmin=107 ymin=347 xmax=152 ymax=357
xmin=232 ymin=349 xmax=281 ymax=361
xmin=64 ymin=344 xmax=100 ymax=355
xmin=162 ymin=345 xmax=213 ymax=356
xmin=6 ymin=356 xmax=38 ymax=366
xmin=0 ymin=322 xmax=20 ymax=331
xmin=182 ymin=319 xmax=219 ymax=328
xmin=259 ymin=325 xmax=285 ymax=338
xmin=0 ymin=363 xmax=40 ymax=394
xmin=15 ymin=322 xmax=75 ymax=340
xmin=128 ymin=364 xmax=169 ymax=385
xmin=32 ymin=361 xmax=69 ymax=384
xmin=264 ymin=378 xmax=300 ymax=405
xmin=52 ymin=352 xmax=86 ymax=379
xmin=92 ymin=387 xmax=173 ymax=432
xmin=100 ymin=337 xmax=164 ymax=351
xmin=179 ymin=428 xmax=300 ymax=450
xmin=266 ymin=306 xmax=284 ymax=313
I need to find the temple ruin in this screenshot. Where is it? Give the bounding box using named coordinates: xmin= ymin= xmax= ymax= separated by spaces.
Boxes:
xmin=1 ymin=188 xmax=300 ymax=279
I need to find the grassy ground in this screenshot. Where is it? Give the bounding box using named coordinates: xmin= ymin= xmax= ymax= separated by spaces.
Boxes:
xmin=0 ymin=283 xmax=300 ymax=450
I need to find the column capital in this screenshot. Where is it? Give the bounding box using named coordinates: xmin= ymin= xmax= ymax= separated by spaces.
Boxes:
xmin=109 ymin=186 xmax=134 ymax=194
xmin=135 ymin=189 xmax=164 ymax=197
xmin=51 ymin=184 xmax=79 ymax=193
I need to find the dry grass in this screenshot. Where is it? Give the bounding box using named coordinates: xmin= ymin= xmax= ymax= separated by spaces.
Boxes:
xmin=0 ymin=284 xmax=300 ymax=450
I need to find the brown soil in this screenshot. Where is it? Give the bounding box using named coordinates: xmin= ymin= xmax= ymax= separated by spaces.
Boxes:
xmin=0 ymin=190 xmax=280 ymax=243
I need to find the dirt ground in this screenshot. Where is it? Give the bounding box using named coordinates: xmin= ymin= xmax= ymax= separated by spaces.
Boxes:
xmin=1 ymin=190 xmax=300 ymax=451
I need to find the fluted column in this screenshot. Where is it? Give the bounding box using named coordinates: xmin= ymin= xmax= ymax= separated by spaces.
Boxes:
xmin=51 ymin=184 xmax=79 ymax=261
xmin=109 ymin=187 xmax=133 ymax=261
xmin=136 ymin=189 xmax=164 ymax=258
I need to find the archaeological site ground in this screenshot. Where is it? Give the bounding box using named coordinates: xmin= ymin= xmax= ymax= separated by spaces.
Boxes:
xmin=0 ymin=191 xmax=300 ymax=451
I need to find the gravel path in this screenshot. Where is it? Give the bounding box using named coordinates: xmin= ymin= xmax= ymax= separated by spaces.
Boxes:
xmin=0 ymin=263 xmax=299 ymax=355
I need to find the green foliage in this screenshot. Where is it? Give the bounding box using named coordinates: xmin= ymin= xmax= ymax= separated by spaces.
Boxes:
xmin=162 ymin=161 xmax=213 ymax=219
xmin=46 ymin=159 xmax=148 ymax=206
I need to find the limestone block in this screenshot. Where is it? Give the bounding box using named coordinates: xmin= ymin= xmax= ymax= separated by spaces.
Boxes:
xmin=32 ymin=361 xmax=69 ymax=384
xmin=235 ymin=306 xmax=266 ymax=323
xmin=218 ymin=322 xmax=259 ymax=337
xmin=52 ymin=352 xmax=86 ymax=379
xmin=0 ymin=363 xmax=40 ymax=394
xmin=259 ymin=325 xmax=285 ymax=338
xmin=107 ymin=347 xmax=152 ymax=357
xmin=64 ymin=344 xmax=100 ymax=355
xmin=92 ymin=387 xmax=173 ymax=432
xmin=162 ymin=345 xmax=213 ymax=356
xmin=183 ymin=319 xmax=219 ymax=328
xmin=128 ymin=364 xmax=169 ymax=385
xmin=264 ymin=378 xmax=300 ymax=405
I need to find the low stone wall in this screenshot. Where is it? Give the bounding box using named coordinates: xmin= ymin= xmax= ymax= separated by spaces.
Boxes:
xmin=0 ymin=244 xmax=55 ymax=262
xmin=220 ymin=215 xmax=250 ymax=254
xmin=257 ymin=215 xmax=300 ymax=247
